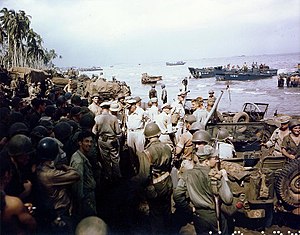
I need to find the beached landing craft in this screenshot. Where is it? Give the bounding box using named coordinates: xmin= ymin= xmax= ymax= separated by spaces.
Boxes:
xmin=141 ymin=72 xmax=162 ymax=84
xmin=166 ymin=61 xmax=186 ymax=66
xmin=215 ymin=70 xmax=276 ymax=81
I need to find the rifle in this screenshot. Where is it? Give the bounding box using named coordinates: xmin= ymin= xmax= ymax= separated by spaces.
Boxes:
xmin=212 ymin=130 xmax=221 ymax=232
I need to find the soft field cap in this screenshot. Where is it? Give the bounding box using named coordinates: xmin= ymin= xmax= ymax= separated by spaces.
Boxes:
xmin=279 ymin=115 xmax=291 ymax=124
xmin=161 ymin=103 xmax=172 ymax=109
xmin=100 ymin=101 xmax=111 ymax=107
xmin=110 ymin=102 xmax=120 ymax=112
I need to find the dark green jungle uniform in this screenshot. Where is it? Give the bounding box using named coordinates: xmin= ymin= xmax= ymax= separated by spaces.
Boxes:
xmin=136 ymin=139 xmax=173 ymax=234
xmin=173 ymin=165 xmax=233 ymax=235
xmin=70 ymin=150 xmax=97 ymax=222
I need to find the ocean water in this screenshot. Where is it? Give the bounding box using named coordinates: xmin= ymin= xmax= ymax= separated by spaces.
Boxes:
xmin=80 ymin=53 xmax=300 ymax=117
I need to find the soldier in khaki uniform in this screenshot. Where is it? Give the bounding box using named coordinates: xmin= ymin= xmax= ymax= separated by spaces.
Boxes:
xmin=94 ymin=102 xmax=122 ymax=182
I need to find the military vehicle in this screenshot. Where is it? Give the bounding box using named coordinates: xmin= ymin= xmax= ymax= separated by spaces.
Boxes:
xmin=197 ymin=91 xmax=299 ymax=229
xmin=206 ymin=121 xmax=299 ymax=230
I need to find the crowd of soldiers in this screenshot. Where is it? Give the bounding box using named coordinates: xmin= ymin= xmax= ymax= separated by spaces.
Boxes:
xmin=0 ymin=73 xmax=235 ymax=235
xmin=1 ymin=71 xmax=299 ymax=235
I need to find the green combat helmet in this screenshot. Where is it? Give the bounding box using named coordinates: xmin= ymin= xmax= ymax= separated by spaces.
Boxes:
xmin=37 ymin=137 xmax=59 ymax=161
xmin=75 ymin=216 xmax=108 ymax=235
xmin=289 ymin=119 xmax=300 ymax=130
xmin=189 ymin=122 xmax=205 ymax=133
xmin=216 ymin=128 xmax=230 ymax=141
xmin=144 ymin=122 xmax=161 ymax=139
xmin=7 ymin=134 xmax=34 ymax=157
xmin=192 ymin=130 xmax=211 ymax=144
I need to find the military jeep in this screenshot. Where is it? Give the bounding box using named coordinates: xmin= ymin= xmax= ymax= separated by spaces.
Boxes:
xmin=206 ymin=122 xmax=300 ymax=229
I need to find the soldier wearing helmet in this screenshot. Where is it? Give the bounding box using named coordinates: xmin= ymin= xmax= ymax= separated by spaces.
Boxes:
xmin=192 ymin=130 xmax=212 ymax=148
xmin=175 ymin=115 xmax=197 ymax=166
xmin=140 ymin=122 xmax=173 ymax=234
xmin=262 ymin=115 xmax=290 ymax=156
xmin=189 ymin=122 xmax=205 ymax=134
xmin=173 ymin=145 xmax=233 ymax=235
xmin=4 ymin=135 xmax=34 ymax=201
xmin=215 ymin=128 xmax=236 ymax=159
xmin=172 ymin=115 xmax=198 ymax=187
xmin=35 ymin=137 xmax=80 ymax=233
xmin=281 ymin=119 xmax=300 ymax=160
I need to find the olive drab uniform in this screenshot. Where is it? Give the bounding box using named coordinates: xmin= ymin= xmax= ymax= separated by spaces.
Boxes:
xmin=174 ymin=165 xmax=233 ymax=235
xmin=143 ymin=140 xmax=173 ymax=234
xmin=70 ymin=150 xmax=97 ymax=221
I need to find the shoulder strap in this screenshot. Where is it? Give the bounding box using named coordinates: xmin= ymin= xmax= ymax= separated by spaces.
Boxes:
xmin=144 ymin=149 xmax=152 ymax=163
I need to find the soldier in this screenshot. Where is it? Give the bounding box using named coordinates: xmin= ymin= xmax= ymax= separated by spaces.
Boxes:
xmin=64 ymin=78 xmax=74 ymax=93
xmin=141 ymin=123 xmax=173 ymax=234
xmin=262 ymin=116 xmax=290 ymax=156
xmin=10 ymin=77 xmax=18 ymax=97
xmin=126 ymin=99 xmax=145 ymax=153
xmin=175 ymin=115 xmax=197 ymax=170
xmin=207 ymin=90 xmax=216 ymax=107
xmin=148 ymin=85 xmax=157 ymax=99
xmin=281 ymin=119 xmax=300 ymax=160
xmin=70 ymin=131 xmax=97 ymax=222
xmin=28 ymin=83 xmax=36 ymax=99
xmin=215 ymin=128 xmax=236 ymax=159
xmin=88 ymin=93 xmax=102 ymax=116
xmin=173 ymin=145 xmax=233 ymax=235
xmin=147 ymin=97 xmax=159 ymax=122
xmin=156 ymin=103 xmax=173 ymax=145
xmin=35 ymin=137 xmax=80 ymax=233
xmin=171 ymin=91 xmax=186 ymax=141
xmin=94 ymin=101 xmax=122 ymax=182
xmin=3 ymin=135 xmax=34 ymax=201
xmin=192 ymin=97 xmax=208 ymax=125
xmin=161 ymin=84 xmax=167 ymax=104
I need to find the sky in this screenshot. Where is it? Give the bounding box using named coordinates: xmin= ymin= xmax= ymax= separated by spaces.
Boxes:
xmin=1 ymin=0 xmax=300 ymax=67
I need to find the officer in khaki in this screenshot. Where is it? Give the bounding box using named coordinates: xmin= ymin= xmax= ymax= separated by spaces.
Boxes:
xmin=126 ymin=99 xmax=145 ymax=153
xmin=94 ymin=101 xmax=122 ymax=181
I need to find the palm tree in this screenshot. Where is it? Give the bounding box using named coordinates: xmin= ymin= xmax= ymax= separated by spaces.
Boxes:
xmin=1 ymin=7 xmax=59 ymax=69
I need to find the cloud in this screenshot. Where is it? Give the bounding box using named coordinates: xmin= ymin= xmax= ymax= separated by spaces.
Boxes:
xmin=1 ymin=0 xmax=299 ymax=66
